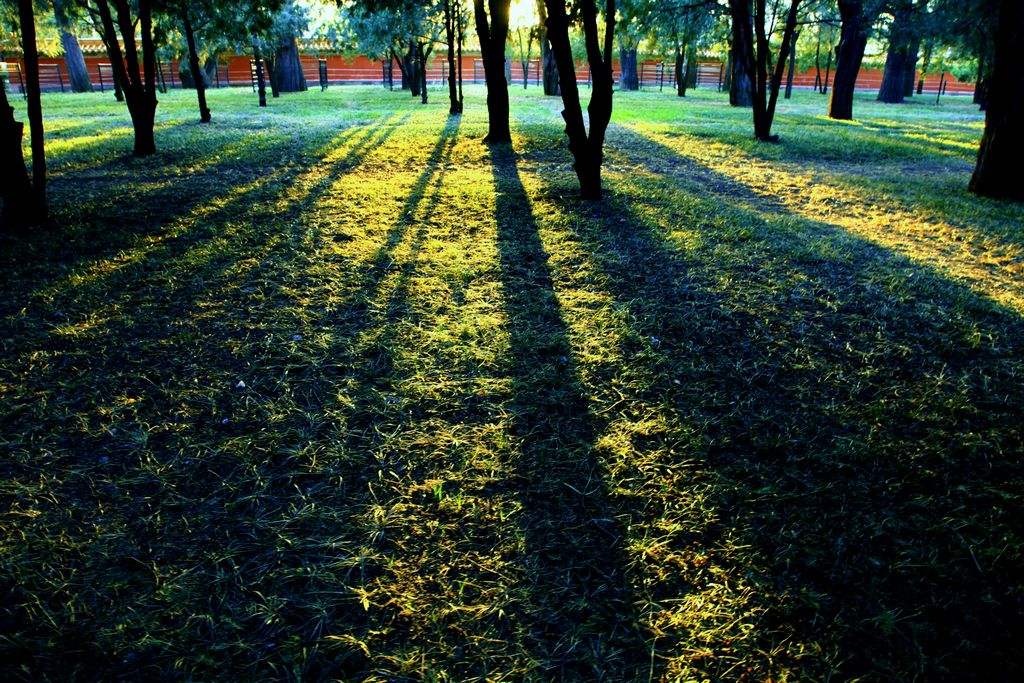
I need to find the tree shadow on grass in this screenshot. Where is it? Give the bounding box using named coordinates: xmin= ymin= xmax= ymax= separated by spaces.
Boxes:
xmin=1 ymin=117 xmax=392 ymax=314
xmin=488 ymin=145 xmax=651 ymax=680
xmin=0 ymin=116 xmax=431 ymax=680
xmin=525 ymin=129 xmax=1024 ymax=680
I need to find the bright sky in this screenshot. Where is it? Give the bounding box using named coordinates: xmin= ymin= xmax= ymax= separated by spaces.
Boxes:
xmin=509 ymin=0 xmax=538 ymax=30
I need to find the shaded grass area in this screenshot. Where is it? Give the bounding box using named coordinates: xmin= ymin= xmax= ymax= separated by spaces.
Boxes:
xmin=2 ymin=86 xmax=1023 ymax=681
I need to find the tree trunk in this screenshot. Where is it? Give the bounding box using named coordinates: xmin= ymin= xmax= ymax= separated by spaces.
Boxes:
xmin=94 ymin=0 xmax=159 ymax=156
xmin=828 ymin=0 xmax=870 ymax=120
xmin=675 ymin=47 xmax=687 ymax=96
xmin=0 ymin=84 xmax=34 ymax=230
xmin=53 ymin=0 xmax=92 ymax=93
xmin=273 ymin=36 xmax=307 ymax=93
xmin=183 ymin=14 xmax=211 ymax=122
xmin=974 ymin=48 xmax=991 ymax=109
xmin=619 ymin=45 xmax=638 ymax=90
xmin=474 ymin=0 xmax=512 ymax=144
xmin=17 ymin=0 xmax=46 ymax=218
xmin=542 ymin=0 xmax=614 ymax=200
xmin=878 ymin=7 xmax=913 ymax=104
xmin=731 ymin=0 xmax=800 ymax=142
xmin=535 ymin=0 xmax=559 ymax=95
xmin=541 ymin=35 xmax=559 ymax=95
xmin=418 ymin=43 xmax=430 ymax=104
xmin=902 ymin=38 xmax=919 ymax=98
xmin=785 ymin=30 xmax=799 ymax=99
xmin=445 ymin=0 xmax=462 ymax=114
xmin=254 ymin=45 xmax=267 ymax=107
xmin=729 ymin=31 xmax=753 ymax=107
xmin=969 ymin=0 xmax=1024 ymax=201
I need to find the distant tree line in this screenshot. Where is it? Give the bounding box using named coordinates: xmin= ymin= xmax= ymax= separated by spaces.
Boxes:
xmin=1 ymin=0 xmax=1020 ymax=231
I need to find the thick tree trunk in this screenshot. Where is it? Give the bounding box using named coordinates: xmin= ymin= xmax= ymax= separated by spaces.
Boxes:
xmin=969 ymin=0 xmax=1024 ymax=201
xmin=274 ymin=36 xmax=307 ymax=93
xmin=474 ymin=0 xmax=512 ymax=144
xmin=183 ymin=14 xmax=211 ymax=122
xmin=619 ymin=45 xmax=638 ymax=90
xmin=53 ymin=4 xmax=92 ymax=93
xmin=878 ymin=47 xmax=908 ymax=103
xmin=0 ymin=87 xmax=33 ymax=230
xmin=828 ymin=0 xmax=870 ymax=120
xmin=729 ymin=34 xmax=753 ymax=107
xmin=878 ymin=7 xmax=913 ymax=104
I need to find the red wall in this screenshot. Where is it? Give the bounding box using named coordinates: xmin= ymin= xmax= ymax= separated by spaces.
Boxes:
xmin=3 ymin=54 xmax=975 ymax=97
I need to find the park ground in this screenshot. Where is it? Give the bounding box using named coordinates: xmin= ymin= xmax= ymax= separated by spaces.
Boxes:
xmin=1 ymin=84 xmax=1023 ymax=681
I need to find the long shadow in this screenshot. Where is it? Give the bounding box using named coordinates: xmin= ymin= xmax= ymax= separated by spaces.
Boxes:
xmin=0 ymin=117 xmax=424 ymax=679
xmin=526 ymin=128 xmax=1024 ymax=680
xmin=489 ymin=146 xmax=651 ymax=680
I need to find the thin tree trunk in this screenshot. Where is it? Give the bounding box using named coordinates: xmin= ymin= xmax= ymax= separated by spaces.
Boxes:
xmin=785 ymin=30 xmax=799 ymax=99
xmin=969 ymin=0 xmax=1023 ymax=200
xmin=254 ymin=45 xmax=267 ymax=106
xmin=53 ymin=0 xmax=92 ymax=93
xmin=675 ymin=46 xmax=686 ymax=96
xmin=183 ymin=13 xmax=211 ymax=122
xmin=445 ymin=0 xmax=462 ymax=113
xmin=18 ymin=0 xmax=45 ymax=217
xmin=902 ymin=38 xmax=919 ymax=98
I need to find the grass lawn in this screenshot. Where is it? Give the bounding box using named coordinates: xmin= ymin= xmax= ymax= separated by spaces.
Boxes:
xmin=1 ymin=84 xmax=1022 ymax=681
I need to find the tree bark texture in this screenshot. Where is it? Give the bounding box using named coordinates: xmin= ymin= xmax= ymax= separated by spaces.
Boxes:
xmin=969 ymin=0 xmax=1024 ymax=201
xmin=729 ymin=34 xmax=753 ymax=107
xmin=274 ymin=36 xmax=307 ymax=93
xmin=828 ymin=0 xmax=872 ymax=120
xmin=53 ymin=2 xmax=93 ymax=93
xmin=474 ymin=0 xmax=512 ymax=143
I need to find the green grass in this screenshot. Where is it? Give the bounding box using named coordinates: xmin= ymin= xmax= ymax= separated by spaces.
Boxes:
xmin=2 ymin=84 xmax=1023 ymax=682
